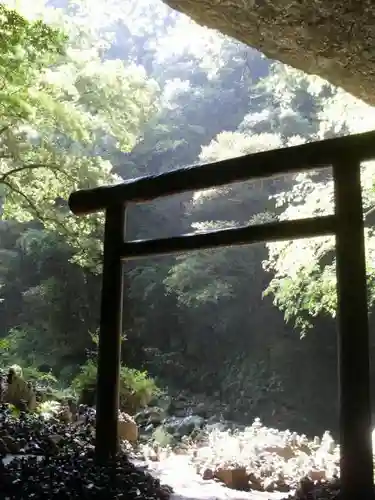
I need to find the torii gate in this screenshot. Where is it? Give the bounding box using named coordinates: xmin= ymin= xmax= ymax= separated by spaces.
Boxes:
xmin=69 ymin=130 xmax=375 ymax=500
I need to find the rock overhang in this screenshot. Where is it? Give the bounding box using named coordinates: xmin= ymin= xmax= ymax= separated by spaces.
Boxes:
xmin=163 ymin=0 xmax=375 ymax=105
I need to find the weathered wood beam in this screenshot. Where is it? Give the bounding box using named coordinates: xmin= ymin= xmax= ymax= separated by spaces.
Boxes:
xmin=69 ymin=129 xmax=375 ymax=216
xmin=95 ymin=204 xmax=126 ymax=463
xmin=334 ymin=160 xmax=374 ymax=499
xmin=120 ymin=215 xmax=336 ymax=260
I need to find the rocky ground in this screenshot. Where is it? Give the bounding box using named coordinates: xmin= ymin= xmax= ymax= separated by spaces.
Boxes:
xmin=135 ymin=414 xmax=343 ymax=500
xmin=0 ymin=399 xmax=351 ymax=500
xmin=0 ymin=369 xmax=367 ymax=500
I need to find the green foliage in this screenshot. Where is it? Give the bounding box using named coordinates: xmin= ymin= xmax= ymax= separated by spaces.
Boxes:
xmin=0 ymin=338 xmax=10 ymax=350
xmin=164 ymin=132 xmax=281 ymax=307
xmin=220 ymin=356 xmax=283 ymax=416
xmin=71 ymin=360 xmax=160 ymax=412
xmin=22 ymin=366 xmax=57 ymax=385
xmin=36 ymin=399 xmax=62 ymax=419
xmin=0 ymin=1 xmax=159 ymax=271
xmin=152 ymin=426 xmax=175 ymax=447
xmin=0 ymin=326 xmax=74 ymax=376
xmin=264 ymin=157 xmax=375 ymax=334
xmin=264 ymin=263 xmax=337 ymax=335
xmin=0 ymin=328 xmax=44 ymax=368
xmin=0 ymin=4 xmax=66 ymax=102
xmin=7 ymin=404 xmax=21 ymax=419
xmin=255 ymin=63 xmax=375 ymax=334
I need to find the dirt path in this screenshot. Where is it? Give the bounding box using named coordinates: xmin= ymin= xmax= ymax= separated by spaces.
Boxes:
xmin=135 ymin=455 xmax=292 ymax=500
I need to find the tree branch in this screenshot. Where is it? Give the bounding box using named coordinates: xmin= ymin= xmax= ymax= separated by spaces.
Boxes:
xmin=0 ymin=125 xmax=10 ymax=136
xmin=1 ymin=179 xmax=51 ymax=222
xmin=1 ymin=179 xmax=102 ymax=272
xmin=0 ymin=162 xmax=76 ymax=183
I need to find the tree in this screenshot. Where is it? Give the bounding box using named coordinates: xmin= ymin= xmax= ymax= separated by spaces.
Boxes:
xmin=263 ymin=78 xmax=375 ymax=334
xmin=114 ymin=26 xmax=275 ymax=378
xmin=0 ymin=224 xmax=101 ymax=378
xmin=0 ymin=1 xmax=159 ymax=270
xmin=164 ymin=131 xmax=282 ymax=307
xmin=0 ymin=0 xmax=161 ymax=379
xmin=239 ymin=63 xmax=336 ymax=142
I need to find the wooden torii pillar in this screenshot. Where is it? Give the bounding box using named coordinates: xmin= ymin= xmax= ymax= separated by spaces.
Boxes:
xmin=69 ymin=129 xmax=375 ymax=499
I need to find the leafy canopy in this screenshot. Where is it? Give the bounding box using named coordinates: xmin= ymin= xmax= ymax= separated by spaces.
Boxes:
xmin=263 ymin=83 xmax=375 ymax=335
xmin=0 ymin=2 xmax=159 ymax=270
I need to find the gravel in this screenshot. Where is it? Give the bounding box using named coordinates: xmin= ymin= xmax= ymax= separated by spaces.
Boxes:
xmin=0 ymin=404 xmax=172 ymax=500
xmin=0 ymin=451 xmax=172 ymax=499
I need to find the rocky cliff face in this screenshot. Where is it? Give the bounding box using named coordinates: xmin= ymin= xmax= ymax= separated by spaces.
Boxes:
xmin=163 ymin=0 xmax=375 ymax=104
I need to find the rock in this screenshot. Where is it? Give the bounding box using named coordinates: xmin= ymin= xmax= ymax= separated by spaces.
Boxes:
xmin=214 ymin=466 xmax=249 ymax=490
xmin=308 ymin=468 xmax=327 ymax=482
xmin=162 ymin=0 xmax=375 ymax=106
xmin=263 ymin=444 xmax=295 ymax=461
xmin=179 ymin=415 xmax=204 ymax=435
xmin=118 ymin=412 xmax=138 ymax=443
xmin=152 ymin=426 xmax=175 ymax=447
xmin=67 ymin=399 xmax=78 ymax=419
xmin=145 ymin=423 xmax=154 ymax=433
xmin=0 ymin=403 xmax=96 ymax=456
xmin=296 ymin=477 xmax=316 ymax=497
xmin=263 ymin=478 xmax=277 ymax=492
xmin=164 ymin=415 xmax=204 ymax=439
xmin=48 ymin=434 xmax=64 ymax=445
xmin=152 ymin=394 xmax=172 ymax=412
xmin=0 ymin=438 xmax=9 ymax=455
xmin=168 ymin=399 xmax=187 ymax=417
xmin=0 ymin=376 xmax=5 ymax=403
xmin=205 ymin=420 xmax=226 ymax=433
xmin=78 ymin=384 xmax=96 ymax=407
xmin=2 ymin=435 xmax=20 ymax=454
xmin=135 ymin=407 xmax=166 ymax=427
xmin=3 ymin=367 xmax=37 ymax=412
xmin=57 ymin=407 xmax=73 ymax=424
xmin=247 ymin=472 xmax=264 ymax=492
xmin=263 ymin=477 xmax=290 ymax=493
xmin=172 ymin=408 xmax=188 ymax=418
xmin=193 ymin=402 xmax=209 ymax=418
xmin=297 ymin=443 xmax=312 ymax=456
xmin=202 ymin=468 xmax=214 ymax=480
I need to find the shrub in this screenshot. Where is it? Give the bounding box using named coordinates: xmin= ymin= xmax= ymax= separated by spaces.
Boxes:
xmin=71 ymin=360 xmax=160 ymax=413
xmin=36 ymin=400 xmax=62 ymax=420
xmin=22 ymin=366 xmax=58 ymax=385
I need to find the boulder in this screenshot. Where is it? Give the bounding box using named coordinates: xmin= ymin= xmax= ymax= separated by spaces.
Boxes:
xmin=163 ymin=0 xmax=375 ymax=106
xmin=163 ymin=415 xmax=205 ymax=438
xmin=202 ymin=468 xmax=214 ymax=480
xmin=4 ymin=368 xmax=37 ymax=411
xmin=57 ymin=407 xmax=73 ymax=424
xmin=134 ymin=406 xmax=166 ymax=427
xmin=118 ymin=412 xmax=138 ymax=443
xmin=214 ymin=466 xmax=249 ymax=490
